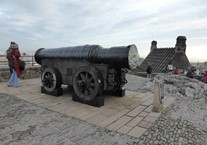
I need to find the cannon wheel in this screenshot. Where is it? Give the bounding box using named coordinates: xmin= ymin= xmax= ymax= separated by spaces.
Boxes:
xmin=41 ymin=67 xmax=62 ymax=93
xmin=72 ymin=67 xmax=102 ymax=101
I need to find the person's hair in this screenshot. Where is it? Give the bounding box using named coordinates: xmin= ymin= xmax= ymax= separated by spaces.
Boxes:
xmin=10 ymin=41 xmax=15 ymax=45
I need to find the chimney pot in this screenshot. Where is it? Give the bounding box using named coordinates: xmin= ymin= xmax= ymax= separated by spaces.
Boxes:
xmin=175 ymin=36 xmax=187 ymax=53
xmin=151 ymin=40 xmax=157 ymax=52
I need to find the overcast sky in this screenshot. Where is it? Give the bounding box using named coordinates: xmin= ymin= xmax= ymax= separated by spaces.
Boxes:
xmin=0 ymin=0 xmax=207 ymax=62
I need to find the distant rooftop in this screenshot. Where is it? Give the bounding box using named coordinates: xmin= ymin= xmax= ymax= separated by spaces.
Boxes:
xmin=140 ymin=36 xmax=190 ymax=73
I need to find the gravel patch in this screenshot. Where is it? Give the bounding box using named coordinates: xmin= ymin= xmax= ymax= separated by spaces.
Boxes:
xmin=126 ymin=74 xmax=207 ymax=100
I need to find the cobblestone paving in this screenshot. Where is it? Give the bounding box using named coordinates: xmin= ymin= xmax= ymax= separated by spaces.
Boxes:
xmin=138 ymin=100 xmax=207 ymax=145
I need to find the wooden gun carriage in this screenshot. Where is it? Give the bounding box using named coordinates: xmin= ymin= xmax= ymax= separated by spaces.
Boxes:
xmin=35 ymin=44 xmax=139 ymax=106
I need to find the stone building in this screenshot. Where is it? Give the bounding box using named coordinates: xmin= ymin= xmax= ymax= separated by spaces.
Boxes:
xmin=140 ymin=36 xmax=190 ymax=73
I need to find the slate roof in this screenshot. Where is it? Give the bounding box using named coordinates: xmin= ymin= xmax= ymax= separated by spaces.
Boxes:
xmin=140 ymin=47 xmax=190 ymax=73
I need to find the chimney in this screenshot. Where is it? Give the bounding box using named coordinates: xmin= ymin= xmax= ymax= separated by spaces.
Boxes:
xmin=175 ymin=36 xmax=186 ymax=53
xmin=150 ymin=40 xmax=157 ymax=52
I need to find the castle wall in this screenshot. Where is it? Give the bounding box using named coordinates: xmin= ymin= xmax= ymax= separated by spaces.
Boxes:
xmin=0 ymin=66 xmax=41 ymax=82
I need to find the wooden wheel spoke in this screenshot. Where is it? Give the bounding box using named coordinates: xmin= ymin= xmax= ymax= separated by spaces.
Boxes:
xmin=85 ymin=72 xmax=89 ymax=79
xmin=77 ymin=80 xmax=83 ymax=84
xmin=88 ymin=77 xmax=93 ymax=82
xmin=84 ymin=89 xmax=89 ymax=95
xmin=89 ymin=87 xmax=94 ymax=94
xmin=80 ymin=73 xmax=85 ymax=80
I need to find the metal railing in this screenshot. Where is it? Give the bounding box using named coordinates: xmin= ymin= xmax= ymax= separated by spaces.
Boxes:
xmin=0 ymin=55 xmax=38 ymax=68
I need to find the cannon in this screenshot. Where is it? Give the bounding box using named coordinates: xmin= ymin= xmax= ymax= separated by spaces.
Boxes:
xmin=35 ymin=44 xmax=139 ymax=107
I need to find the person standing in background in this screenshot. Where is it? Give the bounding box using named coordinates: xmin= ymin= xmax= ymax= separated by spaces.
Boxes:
xmin=203 ymin=70 xmax=207 ymax=83
xmin=146 ymin=64 xmax=153 ymax=78
xmin=7 ymin=42 xmax=22 ymax=87
xmin=173 ymin=68 xmax=179 ymax=74
xmin=6 ymin=42 xmax=15 ymax=77
xmin=186 ymin=67 xmax=194 ymax=79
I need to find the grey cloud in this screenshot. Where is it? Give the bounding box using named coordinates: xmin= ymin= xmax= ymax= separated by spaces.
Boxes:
xmin=0 ymin=0 xmax=207 ymax=61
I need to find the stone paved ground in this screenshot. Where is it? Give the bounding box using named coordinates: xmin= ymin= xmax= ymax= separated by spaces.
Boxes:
xmin=0 ymin=76 xmax=175 ymax=140
xmin=0 ymin=93 xmax=140 ymax=145
xmin=1 ymin=93 xmax=206 ymax=145
xmin=0 ymin=74 xmax=207 ymax=145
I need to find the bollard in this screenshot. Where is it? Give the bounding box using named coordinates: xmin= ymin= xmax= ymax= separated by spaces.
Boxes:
xmin=152 ymin=80 xmax=164 ymax=112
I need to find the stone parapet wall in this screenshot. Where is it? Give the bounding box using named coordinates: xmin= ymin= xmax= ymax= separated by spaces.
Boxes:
xmin=0 ymin=66 xmax=41 ymax=82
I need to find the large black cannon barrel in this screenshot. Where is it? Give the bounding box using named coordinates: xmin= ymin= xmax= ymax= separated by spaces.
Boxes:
xmin=35 ymin=44 xmax=139 ymax=69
